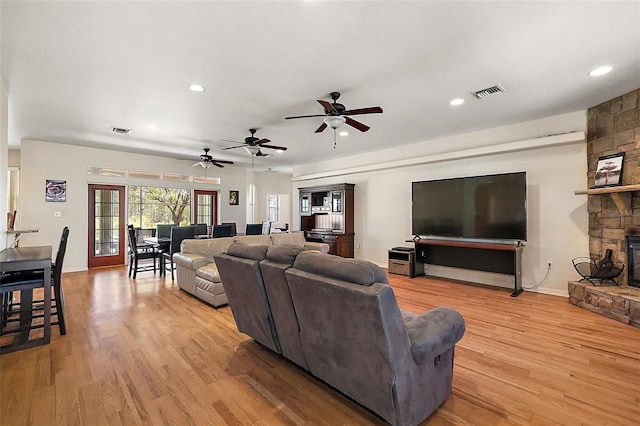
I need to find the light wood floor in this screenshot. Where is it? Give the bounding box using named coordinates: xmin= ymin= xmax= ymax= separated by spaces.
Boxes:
xmin=1 ymin=267 xmax=639 ymax=425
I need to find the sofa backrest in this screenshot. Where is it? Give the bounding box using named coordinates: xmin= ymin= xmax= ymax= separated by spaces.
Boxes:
xmin=213 ymin=243 xmax=280 ymax=353
xmin=234 ymin=234 xmax=272 ymax=246
xmin=269 ymin=232 xmax=306 ymax=247
xmin=259 ymin=245 xmax=310 ymax=370
xmin=181 ymin=237 xmax=234 ymax=262
xmin=285 ymin=251 xmax=411 ymax=423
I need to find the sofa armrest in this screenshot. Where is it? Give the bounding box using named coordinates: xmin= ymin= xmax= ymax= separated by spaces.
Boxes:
xmin=173 ymin=252 xmax=211 ymax=271
xmin=403 ymin=307 xmax=465 ymax=364
xmin=303 ymin=242 xmax=330 ymax=254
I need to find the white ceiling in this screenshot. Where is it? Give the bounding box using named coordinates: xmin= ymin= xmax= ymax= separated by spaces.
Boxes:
xmin=2 ymin=1 xmax=639 ymax=172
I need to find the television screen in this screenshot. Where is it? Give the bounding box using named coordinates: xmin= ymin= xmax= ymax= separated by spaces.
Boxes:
xmin=412 ymin=172 xmax=527 ymax=242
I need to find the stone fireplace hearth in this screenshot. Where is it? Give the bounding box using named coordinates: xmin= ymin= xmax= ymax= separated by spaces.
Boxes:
xmin=568 ymin=281 xmax=640 ymax=328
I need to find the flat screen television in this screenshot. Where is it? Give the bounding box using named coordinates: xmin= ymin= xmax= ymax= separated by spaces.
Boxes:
xmin=412 ymin=172 xmax=527 ymax=242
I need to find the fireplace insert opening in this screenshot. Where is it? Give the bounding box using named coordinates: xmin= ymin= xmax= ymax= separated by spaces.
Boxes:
xmin=627 ymin=236 xmax=640 ymax=288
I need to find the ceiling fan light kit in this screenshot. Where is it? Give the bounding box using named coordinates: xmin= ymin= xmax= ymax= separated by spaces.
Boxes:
xmin=244 ymin=146 xmax=260 ymax=155
xmin=324 ymin=115 xmax=346 ymax=129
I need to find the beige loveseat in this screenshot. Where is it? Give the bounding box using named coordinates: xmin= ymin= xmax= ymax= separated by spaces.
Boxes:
xmin=173 ymin=233 xmax=329 ymax=307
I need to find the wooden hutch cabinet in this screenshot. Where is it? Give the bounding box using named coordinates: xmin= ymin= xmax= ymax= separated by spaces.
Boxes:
xmin=298 ymin=183 xmax=354 ymax=258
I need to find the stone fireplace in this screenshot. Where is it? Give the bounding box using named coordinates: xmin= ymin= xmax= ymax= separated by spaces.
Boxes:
xmin=586 ymin=88 xmax=640 ymax=285
xmin=569 ymin=88 xmax=640 ymax=328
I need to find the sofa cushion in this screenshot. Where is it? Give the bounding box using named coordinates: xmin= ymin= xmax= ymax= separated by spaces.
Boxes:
xmin=173 ymin=252 xmax=210 ymax=270
xmin=266 ymin=244 xmax=308 ymax=265
xmin=235 ymin=234 xmax=272 ymax=246
xmin=270 ymin=232 xmax=306 ymax=247
xmin=195 ymin=263 xmax=221 ymax=283
xmin=226 ymin=243 xmax=269 ymax=261
xmin=195 ymin=276 xmax=226 ymax=296
xmin=293 ymin=251 xmax=388 ymax=286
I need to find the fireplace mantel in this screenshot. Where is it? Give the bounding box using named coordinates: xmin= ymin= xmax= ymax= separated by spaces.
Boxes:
xmin=575 ymin=184 xmax=640 ymax=211
xmin=574 ymin=183 xmax=640 ymax=195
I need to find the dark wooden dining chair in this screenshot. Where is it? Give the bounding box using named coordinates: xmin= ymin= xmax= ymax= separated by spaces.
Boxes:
xmin=245 ymin=224 xmax=263 ymax=235
xmin=221 ymin=222 xmax=237 ymax=237
xmin=192 ymin=223 xmax=209 ymax=237
xmin=162 ymin=225 xmax=195 ymax=280
xmin=1 ymin=226 xmax=69 ymax=336
xmin=127 ymin=226 xmax=160 ymax=279
xmin=212 ymin=224 xmax=234 ymax=238
xmin=156 ymin=224 xmax=173 ymax=239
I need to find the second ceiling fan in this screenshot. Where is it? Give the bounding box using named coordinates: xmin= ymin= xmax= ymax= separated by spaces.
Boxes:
xmin=285 ymin=91 xmax=383 ymax=133
xmin=221 ymin=128 xmax=287 ymax=157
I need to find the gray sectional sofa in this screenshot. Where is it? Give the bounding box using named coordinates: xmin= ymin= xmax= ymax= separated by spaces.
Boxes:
xmin=172 ymin=232 xmax=328 ymax=307
xmin=214 ymin=243 xmax=466 ymax=426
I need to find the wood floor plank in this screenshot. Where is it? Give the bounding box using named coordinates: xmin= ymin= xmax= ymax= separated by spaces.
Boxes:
xmin=1 ymin=267 xmax=639 ymax=425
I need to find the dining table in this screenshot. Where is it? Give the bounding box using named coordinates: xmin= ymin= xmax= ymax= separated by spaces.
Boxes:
xmin=0 ymin=245 xmax=52 ymax=354
xmin=142 ymin=236 xmax=171 ymax=251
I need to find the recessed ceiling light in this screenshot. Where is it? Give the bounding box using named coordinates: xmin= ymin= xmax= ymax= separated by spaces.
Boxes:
xmin=189 ymin=83 xmax=205 ymax=92
xmin=449 ymin=98 xmax=465 ymax=106
xmin=339 ymin=130 xmax=349 ymax=137
xmin=146 ymin=125 xmax=158 ymax=130
xmin=589 ymin=66 xmax=612 ymax=77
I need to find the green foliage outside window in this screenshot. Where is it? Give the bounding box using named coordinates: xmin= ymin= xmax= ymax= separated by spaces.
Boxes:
xmin=128 ymin=186 xmax=191 ymax=228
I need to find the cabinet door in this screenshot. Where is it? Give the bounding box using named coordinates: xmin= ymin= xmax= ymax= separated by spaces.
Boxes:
xmin=331 ymin=191 xmax=343 ymax=213
xmin=300 ymin=192 xmax=311 ymax=216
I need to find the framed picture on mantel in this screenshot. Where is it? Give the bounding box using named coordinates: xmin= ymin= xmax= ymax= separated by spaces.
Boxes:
xmin=593 ymin=153 xmax=624 ymax=188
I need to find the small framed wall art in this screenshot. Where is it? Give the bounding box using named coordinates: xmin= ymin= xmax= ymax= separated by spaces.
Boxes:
xmin=45 ymin=179 xmax=67 ymax=202
xmin=593 ymin=153 xmax=625 ymax=188
xmin=229 ymin=190 xmax=239 ymax=205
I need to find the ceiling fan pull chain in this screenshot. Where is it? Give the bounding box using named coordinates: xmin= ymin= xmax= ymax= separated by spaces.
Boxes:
xmin=333 ymin=129 xmax=337 ymax=149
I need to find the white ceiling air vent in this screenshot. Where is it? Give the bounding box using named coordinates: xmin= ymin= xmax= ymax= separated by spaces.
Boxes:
xmin=471 ymin=85 xmax=505 ymax=99
xmin=111 ymin=126 xmax=132 ymax=135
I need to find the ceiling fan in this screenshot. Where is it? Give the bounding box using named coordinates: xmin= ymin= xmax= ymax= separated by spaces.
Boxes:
xmin=193 ymin=148 xmax=234 ymax=168
xmin=221 ymin=128 xmax=287 ymax=157
xmin=285 ymin=91 xmax=383 ymax=133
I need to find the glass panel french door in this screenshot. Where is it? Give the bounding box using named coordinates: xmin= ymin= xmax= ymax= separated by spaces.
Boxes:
xmin=88 ymin=184 xmax=125 ymax=268
xmin=194 ymin=190 xmax=218 ymax=227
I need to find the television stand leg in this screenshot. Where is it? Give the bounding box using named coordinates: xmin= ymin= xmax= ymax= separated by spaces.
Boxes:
xmin=511 ymin=253 xmax=523 ymax=297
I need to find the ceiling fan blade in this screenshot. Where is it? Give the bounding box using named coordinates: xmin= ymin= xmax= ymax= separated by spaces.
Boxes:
xmin=213 ymin=159 xmax=234 ymax=165
xmin=192 ymin=162 xmax=201 ymax=167
xmin=221 ymin=145 xmax=244 ymax=150
xmin=256 ymin=150 xmax=270 ymax=157
xmin=285 ymin=114 xmax=326 ymax=120
xmin=344 ymin=106 xmax=383 ymax=115
xmin=260 ymin=144 xmax=287 ymax=151
xmin=220 ymin=139 xmax=243 ymax=144
xmin=255 ymin=138 xmax=271 ymax=145
xmin=345 ymin=116 xmax=370 ymax=132
xmin=212 ymin=161 xmax=226 ymax=168
xmin=317 ymin=100 xmax=337 ymax=113
xmin=314 ymin=122 xmax=328 ymax=133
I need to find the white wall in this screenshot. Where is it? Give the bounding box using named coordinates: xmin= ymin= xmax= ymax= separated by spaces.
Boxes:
xmin=18 ymin=139 xmax=292 ymax=272
xmin=292 ymin=111 xmax=589 ymax=296
xmin=251 ymin=171 xmax=294 ymax=227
